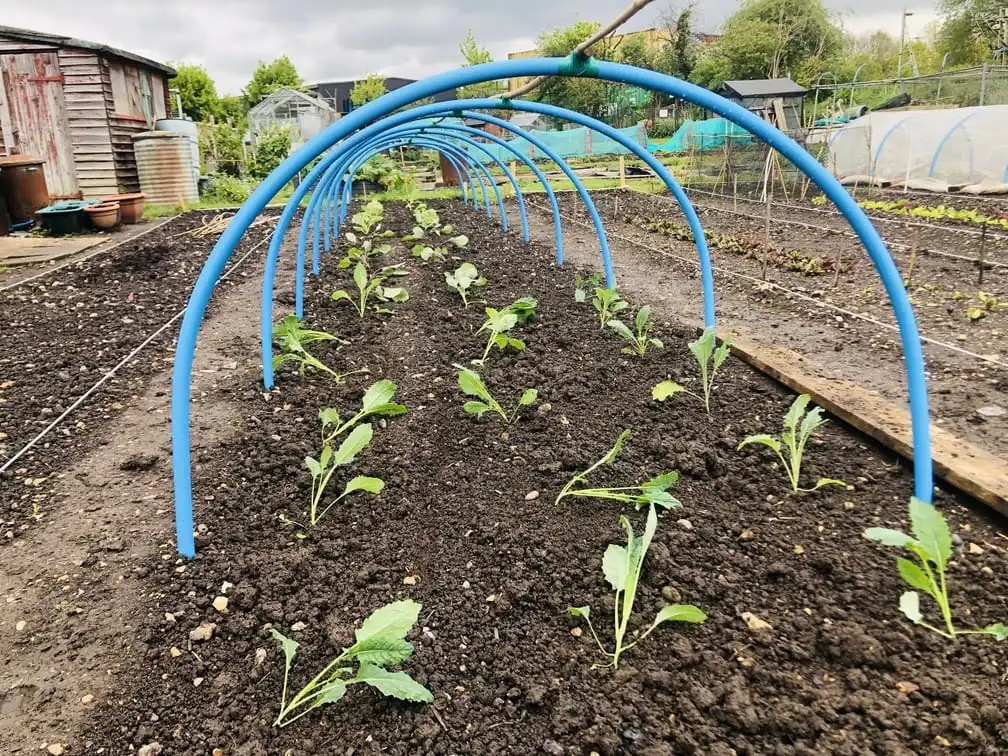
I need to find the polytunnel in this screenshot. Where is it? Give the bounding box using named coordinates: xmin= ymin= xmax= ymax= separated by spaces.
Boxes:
xmin=827 ymin=105 xmax=1008 ymax=189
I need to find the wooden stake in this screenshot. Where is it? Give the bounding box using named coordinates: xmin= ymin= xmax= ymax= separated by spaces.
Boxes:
xmin=906 ymin=228 xmax=920 ymax=287
xmin=978 ymin=223 xmax=988 ymax=285
xmin=733 ymin=175 xmax=738 ymax=213
xmin=619 ymin=155 xmax=627 ymax=188
xmin=762 ymin=180 xmax=773 ymax=281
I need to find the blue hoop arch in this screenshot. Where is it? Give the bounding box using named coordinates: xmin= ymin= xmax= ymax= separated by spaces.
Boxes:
xmin=171 ymin=57 xmax=934 ymax=557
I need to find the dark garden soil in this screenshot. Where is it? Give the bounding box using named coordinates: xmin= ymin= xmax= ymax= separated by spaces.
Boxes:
xmin=84 ymin=201 xmax=1008 ymax=755
xmin=0 ymin=211 xmax=279 ymax=536
xmin=520 ymin=189 xmax=1008 ymax=460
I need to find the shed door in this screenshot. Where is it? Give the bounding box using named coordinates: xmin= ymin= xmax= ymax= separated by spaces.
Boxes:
xmin=0 ymin=52 xmax=78 ymax=198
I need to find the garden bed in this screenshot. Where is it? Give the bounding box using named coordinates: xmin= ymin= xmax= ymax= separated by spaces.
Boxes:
xmin=85 ymin=201 xmax=1008 ymax=754
xmin=0 ymin=211 xmax=278 ymax=535
xmin=520 ymin=189 xmax=1008 ymax=462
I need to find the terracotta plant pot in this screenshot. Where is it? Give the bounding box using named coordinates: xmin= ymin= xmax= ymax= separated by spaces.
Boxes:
xmin=85 ymin=201 xmax=121 ymax=230
xmin=102 ymin=192 xmax=145 ymax=224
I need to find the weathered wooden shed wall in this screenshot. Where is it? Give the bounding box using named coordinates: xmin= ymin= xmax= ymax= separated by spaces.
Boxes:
xmin=0 ymin=28 xmax=173 ymax=200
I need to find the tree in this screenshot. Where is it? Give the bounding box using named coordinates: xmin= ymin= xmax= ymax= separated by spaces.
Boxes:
xmin=249 ymin=126 xmax=292 ymax=180
xmin=244 ymin=55 xmax=303 ymax=108
xmin=690 ymin=0 xmax=842 ymax=88
xmin=937 ymin=0 xmax=999 ymax=65
xmin=456 ymin=31 xmax=504 ymax=99
xmin=173 ymin=64 xmax=219 ymax=122
xmin=216 ymin=94 xmax=246 ymax=129
xmin=533 ymin=21 xmax=613 ymax=120
xmin=350 ymin=74 xmax=388 ymax=108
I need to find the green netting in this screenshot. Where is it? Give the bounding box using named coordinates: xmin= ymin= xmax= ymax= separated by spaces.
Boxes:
xmin=648 ymin=117 xmax=755 ymax=153
xmin=463 ymin=123 xmax=646 ymax=163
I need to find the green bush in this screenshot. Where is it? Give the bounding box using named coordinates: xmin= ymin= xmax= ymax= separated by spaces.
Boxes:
xmin=203 ymin=175 xmax=252 ymax=204
xmin=648 ymin=119 xmax=679 ymax=140
xmin=250 ymin=126 xmax=292 ymax=180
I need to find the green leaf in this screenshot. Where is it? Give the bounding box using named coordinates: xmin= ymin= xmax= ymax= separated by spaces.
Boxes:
xmin=342 ymin=475 xmax=384 ymax=496
xmin=635 ymin=306 xmax=651 ymax=333
xmin=712 ymin=333 xmax=732 ymax=371
xmin=331 ymin=289 xmax=352 ymax=303
xmin=783 ymin=394 xmax=812 ymax=434
xmin=353 ymin=263 xmax=368 ymax=291
xmin=519 ymin=389 xmax=538 ymax=406
xmin=909 ymin=497 xmax=952 ymax=569
xmin=652 ymin=381 xmax=686 ymax=401
xmin=355 ymin=599 xmax=422 ymax=644
xmin=448 ymin=235 xmax=469 ymax=247
xmin=737 ymin=434 xmax=781 ymax=454
xmin=319 ymin=407 xmax=341 ymax=432
xmin=688 ymin=327 xmax=714 ymax=366
xmin=458 ymin=368 xmax=491 ymax=402
xmin=864 ymin=527 xmax=914 ymax=547
xmin=361 ymin=380 xmax=396 ymax=411
xmin=463 ymin=400 xmax=490 ymax=417
xmin=380 ymin=286 xmax=409 ymax=303
xmin=896 ymin=557 xmax=932 ymax=593
xmin=602 ymin=544 xmax=629 ymax=591
xmin=314 ymin=679 xmax=347 ymax=706
xmin=355 ymin=663 xmax=433 ymax=703
xmin=345 ymin=636 xmax=414 ymax=666
xmin=568 ymin=605 xmax=591 ymax=621
xmin=601 ymin=430 xmax=631 ymax=465
xmin=648 ymin=603 xmax=708 ymax=630
xmin=900 ymin=591 xmax=922 ymax=623
xmin=640 ymin=489 xmax=682 ymax=511
xmin=808 ymin=477 xmax=846 ymax=490
xmin=345 ymin=232 xmax=358 ymax=244
xmin=331 ymin=424 xmax=373 ymax=466
xmin=982 ymin=623 xmax=1008 ymax=640
xmin=643 ymin=472 xmax=679 ymax=492
xmin=574 ymin=289 xmax=587 ymax=303
xmin=799 ymin=404 xmax=828 ymax=442
xmin=507 ymin=338 xmax=525 ymax=351
xmin=606 ymin=319 xmax=635 ymax=342
xmin=270 ymin=628 xmax=300 ymax=669
xmin=304 ymin=456 xmax=323 ymax=478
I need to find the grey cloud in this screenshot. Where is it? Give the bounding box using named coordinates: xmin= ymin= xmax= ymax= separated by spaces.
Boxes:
xmin=5 ymin=0 xmax=932 ymax=93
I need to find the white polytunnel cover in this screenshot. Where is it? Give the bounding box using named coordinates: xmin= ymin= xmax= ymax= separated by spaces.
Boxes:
xmin=826 ymin=105 xmax=1008 ymax=188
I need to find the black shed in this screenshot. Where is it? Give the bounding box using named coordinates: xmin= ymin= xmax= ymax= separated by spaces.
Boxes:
xmin=715 ymin=78 xmax=807 ymax=132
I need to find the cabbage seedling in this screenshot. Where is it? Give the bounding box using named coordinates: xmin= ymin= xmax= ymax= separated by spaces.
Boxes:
xmin=575 ymin=272 xmax=602 ymax=303
xmin=607 ymin=306 xmax=663 ymax=357
xmin=271 ymin=599 xmax=433 ymax=727
xmin=652 ymin=327 xmax=730 ymax=416
xmin=592 ymin=286 xmax=628 ymax=328
xmin=338 ymin=238 xmax=392 ymax=270
xmin=332 ymin=263 xmax=409 ymax=318
xmin=349 ymin=199 xmax=385 ymax=235
xmin=411 ymin=235 xmax=468 ymax=263
xmin=555 ymin=430 xmax=681 ymax=511
xmin=864 ymin=498 xmax=1007 ymax=642
xmin=272 ymin=315 xmax=356 ymax=381
xmin=474 ymin=307 xmax=523 ymax=365
xmin=319 ymin=379 xmax=407 ymax=445
xmin=737 ymin=394 xmax=845 ymax=492
xmin=445 ymin=262 xmax=486 ymax=307
xmin=506 ymin=296 xmax=538 ymax=324
xmin=569 ymin=504 xmax=706 ymax=669
xmin=304 ymin=424 xmax=378 ymax=525
xmin=458 ymin=367 xmax=537 ymax=425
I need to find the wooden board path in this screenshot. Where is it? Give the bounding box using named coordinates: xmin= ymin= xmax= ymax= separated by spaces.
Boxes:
xmin=0 ymin=236 xmax=102 ymax=266
xmin=722 ymin=329 xmax=1008 ymax=516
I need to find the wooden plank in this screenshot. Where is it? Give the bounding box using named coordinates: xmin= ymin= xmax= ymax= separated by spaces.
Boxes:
xmin=722 ymin=329 xmax=1008 ymax=515
xmin=0 ymin=236 xmax=101 ymax=264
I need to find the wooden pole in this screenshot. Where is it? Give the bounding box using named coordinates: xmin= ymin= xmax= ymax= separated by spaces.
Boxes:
xmin=978 ymin=223 xmax=988 ymax=285
xmin=763 ymin=178 xmax=773 ymax=281
xmin=619 ymin=155 xmax=627 ymax=188
xmin=906 ymin=227 xmax=920 ymax=287
xmin=733 ymin=175 xmax=738 ymax=213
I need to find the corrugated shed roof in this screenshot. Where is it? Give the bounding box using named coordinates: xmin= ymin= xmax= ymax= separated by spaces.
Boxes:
xmin=0 ymin=25 xmax=175 ymax=76
xmin=716 ymin=78 xmax=807 ymax=98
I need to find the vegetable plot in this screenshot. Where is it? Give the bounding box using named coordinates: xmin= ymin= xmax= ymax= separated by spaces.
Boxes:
xmin=87 ymin=200 xmax=1008 ymax=755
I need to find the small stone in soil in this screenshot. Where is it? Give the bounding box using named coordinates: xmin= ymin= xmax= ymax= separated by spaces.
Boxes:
xmin=662 ymin=586 xmax=682 ymax=603
xmin=739 ymin=529 xmax=756 ymax=541
xmin=189 ymin=622 xmax=216 ymax=642
xmin=741 ymin=612 xmax=773 ymax=633
xmin=976 ymin=405 xmax=1005 ymax=419
xmin=525 ymin=490 xmax=540 ymax=501
xmin=212 ymin=596 xmax=229 ymax=614
xmin=676 ymin=518 xmax=693 ymax=530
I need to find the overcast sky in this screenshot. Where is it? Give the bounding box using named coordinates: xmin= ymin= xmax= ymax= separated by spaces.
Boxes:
xmin=4 ymin=0 xmax=938 ymax=93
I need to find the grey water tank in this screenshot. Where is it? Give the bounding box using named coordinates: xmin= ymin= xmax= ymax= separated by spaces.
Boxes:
xmin=155 ymin=118 xmax=200 ymax=177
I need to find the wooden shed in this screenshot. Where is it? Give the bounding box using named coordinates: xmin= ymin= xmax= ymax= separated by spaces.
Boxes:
xmin=714 ymin=78 xmax=807 ymax=133
xmin=0 ymin=25 xmax=175 ymax=200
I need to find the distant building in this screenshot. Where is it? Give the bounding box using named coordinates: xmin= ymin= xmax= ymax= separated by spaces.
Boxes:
xmin=714 ymin=79 xmax=807 ymax=132
xmin=306 ymin=77 xmax=457 ymax=116
xmin=0 ymin=25 xmax=175 ymax=199
xmin=506 ymin=27 xmax=721 ymax=91
xmin=247 ymin=88 xmax=338 ymax=148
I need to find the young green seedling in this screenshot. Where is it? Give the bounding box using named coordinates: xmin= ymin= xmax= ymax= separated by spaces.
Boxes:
xmin=864 ymin=498 xmax=1007 ymax=642
xmin=505 ymin=296 xmax=538 ymax=324
xmin=445 ymin=262 xmax=487 ymax=307
xmin=592 ymin=286 xmax=628 ymax=328
xmin=474 ymin=307 xmax=524 ymax=365
xmin=272 ymin=314 xmax=354 ymax=381
xmin=271 ymin=599 xmax=433 ymax=727
xmin=411 ymin=235 xmax=468 ymax=263
xmin=652 ymin=327 xmax=731 ymax=416
xmin=332 ymin=263 xmax=409 ymax=318
xmin=349 ymin=199 xmax=385 ymax=235
xmin=457 ymin=367 xmax=537 ymax=425
xmin=575 ymin=272 xmax=603 ymax=303
xmin=305 ymin=380 xmax=407 ymax=525
xmin=569 ymin=504 xmax=706 ymax=669
xmin=737 ymin=394 xmax=845 ymax=492
xmin=607 ymin=306 xmax=663 ymax=357
xmin=555 ymin=430 xmax=681 ymax=511
xmin=339 ymin=238 xmax=392 ymax=270
xmin=318 ymin=379 xmax=408 ymax=446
